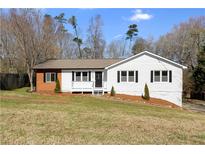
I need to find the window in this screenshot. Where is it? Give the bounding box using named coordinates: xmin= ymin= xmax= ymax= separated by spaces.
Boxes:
xmin=128 ymin=71 xmax=134 ymax=82
xmin=117 ymin=70 xmax=138 ymax=83
xmin=45 ymin=72 xmax=56 ymax=82
xmin=162 ymin=71 xmax=168 ymax=82
xmin=151 ymin=70 xmax=172 ymax=83
xmin=154 ymin=71 xmax=160 ymax=82
xmin=75 ymin=72 xmax=81 ymax=81
xmin=121 ymin=71 xmax=127 ymax=82
xmin=82 ymin=72 xmax=88 ymax=81
xmin=73 ymin=72 xmax=90 ymax=82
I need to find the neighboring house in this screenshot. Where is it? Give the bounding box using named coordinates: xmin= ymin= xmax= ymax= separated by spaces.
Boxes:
xmin=33 ymin=51 xmax=187 ymax=106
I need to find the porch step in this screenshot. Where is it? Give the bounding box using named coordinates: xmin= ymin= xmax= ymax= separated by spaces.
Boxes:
xmin=93 ymin=89 xmax=104 ymax=95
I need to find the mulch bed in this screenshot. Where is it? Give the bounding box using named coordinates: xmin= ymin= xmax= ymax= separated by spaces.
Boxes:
xmin=104 ymin=94 xmax=180 ymax=108
xmin=35 ymin=91 xmax=180 ymax=108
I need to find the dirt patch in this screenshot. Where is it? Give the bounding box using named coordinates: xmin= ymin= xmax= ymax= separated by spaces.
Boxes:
xmin=104 ymin=94 xmax=180 ymax=108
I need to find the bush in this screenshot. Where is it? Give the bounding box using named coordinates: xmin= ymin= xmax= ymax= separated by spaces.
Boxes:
xmin=142 ymin=83 xmax=150 ymax=100
xmin=110 ymin=86 xmax=115 ymax=96
xmin=55 ymin=78 xmax=61 ymax=93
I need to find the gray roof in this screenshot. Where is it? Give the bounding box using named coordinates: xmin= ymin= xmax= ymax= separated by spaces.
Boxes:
xmin=33 ymin=59 xmax=122 ymax=69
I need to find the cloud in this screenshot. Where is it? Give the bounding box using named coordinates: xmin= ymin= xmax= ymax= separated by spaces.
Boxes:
xmin=113 ymin=34 xmax=123 ymax=39
xmin=129 ymin=9 xmax=153 ymax=21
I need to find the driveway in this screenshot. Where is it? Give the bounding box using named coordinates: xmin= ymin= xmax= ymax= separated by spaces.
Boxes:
xmin=183 ymin=99 xmax=205 ymax=113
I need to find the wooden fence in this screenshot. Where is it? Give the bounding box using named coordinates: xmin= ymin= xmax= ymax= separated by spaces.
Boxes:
xmin=0 ymin=73 xmax=30 ymax=90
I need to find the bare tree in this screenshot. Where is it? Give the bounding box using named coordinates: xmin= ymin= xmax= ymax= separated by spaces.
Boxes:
xmin=155 ymin=16 xmax=205 ymax=69
xmin=1 ymin=9 xmax=61 ymax=91
xmin=86 ymin=15 xmax=106 ymax=59
xmin=106 ymin=40 xmax=124 ymax=58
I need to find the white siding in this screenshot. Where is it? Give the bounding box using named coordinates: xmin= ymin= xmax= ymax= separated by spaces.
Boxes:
xmin=106 ymin=54 xmax=183 ymax=106
xmin=61 ymin=70 xmax=72 ymax=92
xmin=61 ymin=69 xmax=105 ymax=92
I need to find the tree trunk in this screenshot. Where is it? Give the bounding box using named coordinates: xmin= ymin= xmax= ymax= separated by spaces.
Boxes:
xmin=27 ymin=68 xmax=33 ymax=92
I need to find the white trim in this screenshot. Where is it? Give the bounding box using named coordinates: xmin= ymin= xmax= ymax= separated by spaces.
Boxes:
xmin=105 ymin=51 xmax=187 ymax=70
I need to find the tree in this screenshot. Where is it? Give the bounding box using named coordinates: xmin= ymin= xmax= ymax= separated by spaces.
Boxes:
xmin=154 ymin=16 xmax=205 ymax=97
xmin=155 ymin=16 xmax=205 ymax=69
xmin=106 ymin=39 xmax=124 ymax=58
xmin=142 ymin=83 xmax=150 ymax=100
xmin=0 ymin=9 xmax=60 ymax=91
xmin=125 ymin=24 xmax=138 ymax=55
xmin=55 ymin=78 xmax=61 ymax=93
xmin=132 ymin=36 xmax=154 ymax=54
xmin=86 ymin=15 xmax=106 ymax=59
xmin=110 ymin=86 xmax=116 ymax=96
xmin=192 ymin=35 xmax=205 ymax=94
xmin=68 ymin=16 xmax=83 ymax=58
xmin=55 ymin=14 xmax=83 ymax=58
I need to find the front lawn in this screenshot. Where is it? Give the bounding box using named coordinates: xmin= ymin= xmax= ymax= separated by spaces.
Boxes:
xmin=0 ymin=88 xmax=205 ymax=144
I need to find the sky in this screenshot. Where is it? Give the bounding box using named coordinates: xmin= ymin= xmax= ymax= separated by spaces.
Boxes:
xmin=42 ymin=9 xmax=204 ymax=43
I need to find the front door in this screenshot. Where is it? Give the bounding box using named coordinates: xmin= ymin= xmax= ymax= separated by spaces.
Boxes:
xmin=95 ymin=72 xmax=102 ymax=88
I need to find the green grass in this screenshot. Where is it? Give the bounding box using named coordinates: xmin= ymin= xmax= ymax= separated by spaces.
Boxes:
xmin=0 ymin=87 xmax=205 ymax=144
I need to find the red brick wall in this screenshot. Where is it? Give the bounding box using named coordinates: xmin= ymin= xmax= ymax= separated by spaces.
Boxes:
xmin=35 ymin=69 xmax=61 ymax=92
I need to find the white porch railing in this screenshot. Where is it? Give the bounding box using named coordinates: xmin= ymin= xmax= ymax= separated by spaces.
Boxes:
xmin=72 ymin=81 xmax=94 ymax=90
xmin=71 ymin=81 xmax=107 ymax=92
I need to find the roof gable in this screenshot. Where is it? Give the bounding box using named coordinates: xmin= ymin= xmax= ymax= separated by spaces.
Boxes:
xmin=105 ymin=51 xmax=187 ymax=69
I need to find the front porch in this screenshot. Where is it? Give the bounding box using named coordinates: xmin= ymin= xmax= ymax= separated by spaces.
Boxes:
xmin=71 ymin=81 xmax=107 ymax=94
xmin=70 ymin=70 xmax=107 ymax=94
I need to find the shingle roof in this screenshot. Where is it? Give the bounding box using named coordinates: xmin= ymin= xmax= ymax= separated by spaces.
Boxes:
xmin=33 ymin=59 xmax=122 ymax=69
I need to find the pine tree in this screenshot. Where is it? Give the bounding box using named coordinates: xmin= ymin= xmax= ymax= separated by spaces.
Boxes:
xmin=110 ymin=86 xmax=116 ymax=96
xmin=55 ymin=78 xmax=61 ymax=93
xmin=143 ymin=83 xmax=150 ymax=100
xmin=192 ymin=45 xmax=205 ymax=93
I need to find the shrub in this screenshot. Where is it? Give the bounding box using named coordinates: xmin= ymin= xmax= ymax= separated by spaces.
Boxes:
xmin=142 ymin=83 xmax=150 ymax=100
xmin=55 ymin=78 xmax=61 ymax=93
xmin=110 ymin=86 xmax=116 ymax=96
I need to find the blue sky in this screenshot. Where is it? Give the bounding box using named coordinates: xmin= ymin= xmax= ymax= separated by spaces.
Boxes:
xmin=44 ymin=9 xmax=204 ymax=43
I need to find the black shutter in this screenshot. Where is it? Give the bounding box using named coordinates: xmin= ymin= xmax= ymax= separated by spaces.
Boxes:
xmin=44 ymin=72 xmax=46 ymax=82
xmin=169 ymin=71 xmax=172 ymax=82
xmin=55 ymin=72 xmax=58 ymax=81
xmin=89 ymin=71 xmax=91 ymax=81
xmin=72 ymin=71 xmax=74 ymax=81
xmin=151 ymin=71 xmax=153 ymax=83
xmin=135 ymin=71 xmax=138 ymax=82
xmin=117 ymin=71 xmax=120 ymax=83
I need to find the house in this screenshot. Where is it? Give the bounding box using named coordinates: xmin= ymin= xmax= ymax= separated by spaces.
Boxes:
xmin=33 ymin=51 xmax=187 ymax=107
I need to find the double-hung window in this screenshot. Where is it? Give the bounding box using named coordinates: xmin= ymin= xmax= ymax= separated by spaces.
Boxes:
xmin=75 ymin=72 xmax=81 ymax=81
xmin=73 ymin=71 xmax=91 ymax=82
xmin=45 ymin=72 xmax=56 ymax=82
xmin=128 ymin=71 xmax=134 ymax=82
xmin=151 ymin=70 xmax=172 ymax=83
xmin=121 ymin=71 xmax=127 ymax=82
xmin=117 ymin=70 xmax=138 ymax=83
xmin=154 ymin=71 xmax=160 ymax=82
xmin=82 ymin=72 xmax=88 ymax=81
xmin=162 ymin=71 xmax=168 ymax=82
